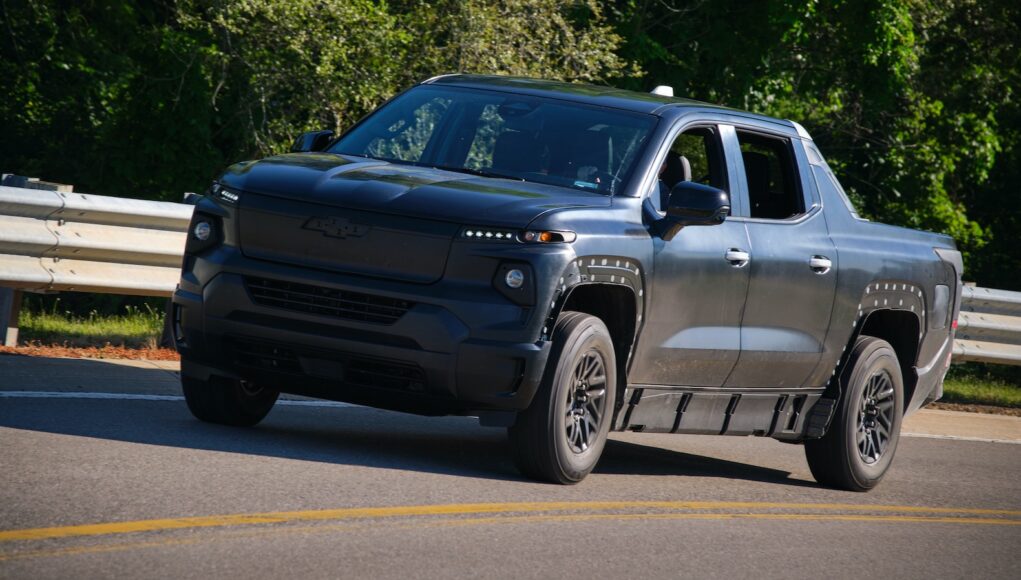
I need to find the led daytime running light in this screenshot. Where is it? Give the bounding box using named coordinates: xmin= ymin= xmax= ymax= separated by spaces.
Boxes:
xmin=462 ymin=227 xmax=516 ymax=241
xmin=461 ymin=226 xmax=576 ymax=243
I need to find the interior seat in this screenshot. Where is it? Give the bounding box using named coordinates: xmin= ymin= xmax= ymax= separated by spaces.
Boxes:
xmin=742 ymin=151 xmax=788 ymax=219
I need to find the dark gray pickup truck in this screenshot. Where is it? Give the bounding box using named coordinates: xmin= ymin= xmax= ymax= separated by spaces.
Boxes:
xmin=172 ymin=75 xmax=962 ymax=490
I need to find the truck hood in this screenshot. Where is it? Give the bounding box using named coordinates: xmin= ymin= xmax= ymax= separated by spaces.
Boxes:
xmin=219 ymin=153 xmax=609 ymax=228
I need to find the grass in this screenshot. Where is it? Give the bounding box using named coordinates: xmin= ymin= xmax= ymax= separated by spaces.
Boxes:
xmin=19 ymin=303 xmax=165 ymax=349
xmin=941 ymin=362 xmax=1021 ymax=408
xmin=942 ymin=375 xmax=1021 ymax=408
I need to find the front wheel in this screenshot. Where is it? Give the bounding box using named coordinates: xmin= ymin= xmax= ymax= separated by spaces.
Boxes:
xmin=805 ymin=336 xmax=904 ymax=491
xmin=508 ymin=311 xmax=617 ymax=484
xmin=182 ymin=375 xmax=279 ymax=427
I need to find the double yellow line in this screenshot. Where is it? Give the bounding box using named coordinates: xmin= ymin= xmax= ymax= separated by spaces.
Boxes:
xmin=3 ymin=500 xmax=1020 ymax=544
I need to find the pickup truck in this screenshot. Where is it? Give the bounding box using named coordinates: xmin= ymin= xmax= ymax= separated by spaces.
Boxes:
xmin=172 ymin=74 xmax=963 ymax=490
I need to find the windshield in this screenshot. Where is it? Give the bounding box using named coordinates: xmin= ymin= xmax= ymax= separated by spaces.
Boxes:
xmin=330 ymin=85 xmax=657 ymax=195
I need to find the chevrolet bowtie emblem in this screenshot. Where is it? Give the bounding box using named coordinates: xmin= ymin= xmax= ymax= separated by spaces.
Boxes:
xmin=302 ymin=216 xmax=371 ymax=239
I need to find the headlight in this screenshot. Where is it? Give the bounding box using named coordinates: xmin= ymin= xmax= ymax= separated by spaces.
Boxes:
xmin=459 ymin=226 xmax=576 ymax=243
xmin=494 ymin=263 xmax=535 ymax=305
xmin=185 ymin=214 xmax=221 ymax=254
xmin=192 ymin=221 xmax=212 ymax=241
xmin=504 ymin=268 xmax=525 ymax=289
xmin=521 ymin=230 xmax=576 ymax=243
xmin=210 ymin=183 xmax=240 ymax=204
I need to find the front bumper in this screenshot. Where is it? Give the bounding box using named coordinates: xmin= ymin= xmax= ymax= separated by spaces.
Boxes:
xmin=173 ymin=253 xmax=554 ymax=416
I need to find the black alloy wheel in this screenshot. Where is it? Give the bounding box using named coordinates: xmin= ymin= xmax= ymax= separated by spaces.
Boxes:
xmin=564 ymin=350 xmax=609 ymax=453
xmin=856 ymin=369 xmax=897 ymax=465
xmin=182 ymin=375 xmax=279 ymax=427
xmin=805 ymin=336 xmax=904 ymax=491
xmin=509 ymin=311 xmax=617 ymax=484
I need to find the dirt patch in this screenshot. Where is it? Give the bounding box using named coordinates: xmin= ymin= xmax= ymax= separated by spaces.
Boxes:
xmin=929 ymin=402 xmax=1021 ymax=417
xmin=0 ymin=343 xmax=180 ymax=361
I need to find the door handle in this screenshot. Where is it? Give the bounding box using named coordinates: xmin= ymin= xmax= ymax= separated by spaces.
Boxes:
xmin=809 ymin=255 xmax=832 ymax=274
xmin=725 ymin=248 xmax=750 ymax=267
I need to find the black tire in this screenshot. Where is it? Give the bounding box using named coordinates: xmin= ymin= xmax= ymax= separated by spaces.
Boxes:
xmin=805 ymin=336 xmax=904 ymax=491
xmin=182 ymin=375 xmax=279 ymax=427
xmin=508 ymin=311 xmax=617 ymax=484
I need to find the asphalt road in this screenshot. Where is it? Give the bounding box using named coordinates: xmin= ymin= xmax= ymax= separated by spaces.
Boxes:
xmin=1 ymin=356 xmax=1019 ymax=579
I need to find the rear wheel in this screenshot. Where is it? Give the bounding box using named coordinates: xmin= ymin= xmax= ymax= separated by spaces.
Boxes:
xmin=805 ymin=336 xmax=904 ymax=491
xmin=182 ymin=375 xmax=279 ymax=427
xmin=508 ymin=311 xmax=616 ymax=484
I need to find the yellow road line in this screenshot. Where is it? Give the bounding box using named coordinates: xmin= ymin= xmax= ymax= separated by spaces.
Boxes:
xmin=421 ymin=512 xmax=1021 ymax=529
xmin=2 ymin=509 xmax=1018 ymax=563
xmin=0 ymin=521 xmax=374 ymax=563
xmin=2 ymin=501 xmax=1019 ymax=543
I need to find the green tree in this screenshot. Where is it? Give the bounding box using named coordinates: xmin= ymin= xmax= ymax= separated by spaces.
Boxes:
xmin=403 ymin=0 xmax=637 ymax=82
xmin=2 ymin=0 xmax=1017 ymax=288
xmin=1 ymin=0 xmax=633 ymax=198
xmin=178 ymin=0 xmax=409 ymax=155
xmin=611 ymin=0 xmax=1019 ymax=284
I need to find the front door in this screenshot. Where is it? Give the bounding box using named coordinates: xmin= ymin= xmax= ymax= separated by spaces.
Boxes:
xmin=629 ymin=125 xmax=751 ymax=387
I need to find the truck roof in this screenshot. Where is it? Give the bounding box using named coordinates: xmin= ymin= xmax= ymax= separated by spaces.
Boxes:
xmin=425 ymin=74 xmax=800 ymax=134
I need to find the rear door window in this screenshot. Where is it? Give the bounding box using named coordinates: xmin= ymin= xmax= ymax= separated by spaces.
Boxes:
xmin=736 ymin=130 xmax=805 ymax=220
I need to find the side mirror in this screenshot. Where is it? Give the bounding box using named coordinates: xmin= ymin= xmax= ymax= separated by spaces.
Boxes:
xmin=658 ymin=181 xmax=730 ymax=241
xmin=290 ymin=130 xmax=335 ymax=153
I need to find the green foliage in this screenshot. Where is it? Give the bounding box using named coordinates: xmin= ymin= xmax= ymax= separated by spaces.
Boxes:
xmin=611 ymin=0 xmax=1019 ymax=287
xmin=179 ymin=0 xmax=410 ymax=154
xmin=407 ymin=0 xmax=636 ymax=82
xmin=0 ymin=0 xmax=631 ymax=200
xmin=1 ymin=0 xmax=1018 ymax=289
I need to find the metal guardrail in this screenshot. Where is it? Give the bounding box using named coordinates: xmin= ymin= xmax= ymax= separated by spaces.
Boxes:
xmin=0 ymin=184 xmax=191 ymax=296
xmin=954 ymin=286 xmax=1021 ymax=366
xmin=0 ymin=180 xmax=1019 ymax=365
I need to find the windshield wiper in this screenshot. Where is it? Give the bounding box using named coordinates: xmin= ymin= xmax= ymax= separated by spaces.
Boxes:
xmin=432 ymin=165 xmax=525 ymax=182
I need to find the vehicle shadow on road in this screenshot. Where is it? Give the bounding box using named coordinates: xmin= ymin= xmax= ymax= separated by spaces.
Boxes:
xmin=1 ymin=356 xmax=817 ymax=488
xmin=598 ymin=439 xmax=814 ymax=487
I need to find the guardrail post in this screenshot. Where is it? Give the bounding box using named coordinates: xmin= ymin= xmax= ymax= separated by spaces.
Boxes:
xmin=0 ymin=287 xmax=22 ymax=347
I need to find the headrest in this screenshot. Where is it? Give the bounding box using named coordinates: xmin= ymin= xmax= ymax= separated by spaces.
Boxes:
xmin=661 ymin=153 xmax=692 ymax=189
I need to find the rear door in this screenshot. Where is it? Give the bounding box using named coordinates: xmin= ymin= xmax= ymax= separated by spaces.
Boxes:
xmin=722 ymin=126 xmax=837 ymax=388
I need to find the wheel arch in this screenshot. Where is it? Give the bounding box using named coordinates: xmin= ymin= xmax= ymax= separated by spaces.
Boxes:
xmin=825 ymin=280 xmax=926 ymax=401
xmin=807 ymin=280 xmax=925 ymax=440
xmin=553 ymin=283 xmax=641 ymax=419
xmin=856 ymin=309 xmax=921 ymax=409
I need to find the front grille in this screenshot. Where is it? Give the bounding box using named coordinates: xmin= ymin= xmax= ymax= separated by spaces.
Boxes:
xmin=230 ymin=339 xmax=301 ymax=373
xmin=228 ymin=338 xmax=427 ymax=392
xmin=345 ymin=358 xmax=427 ymax=392
xmin=245 ymin=277 xmax=412 ymax=325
